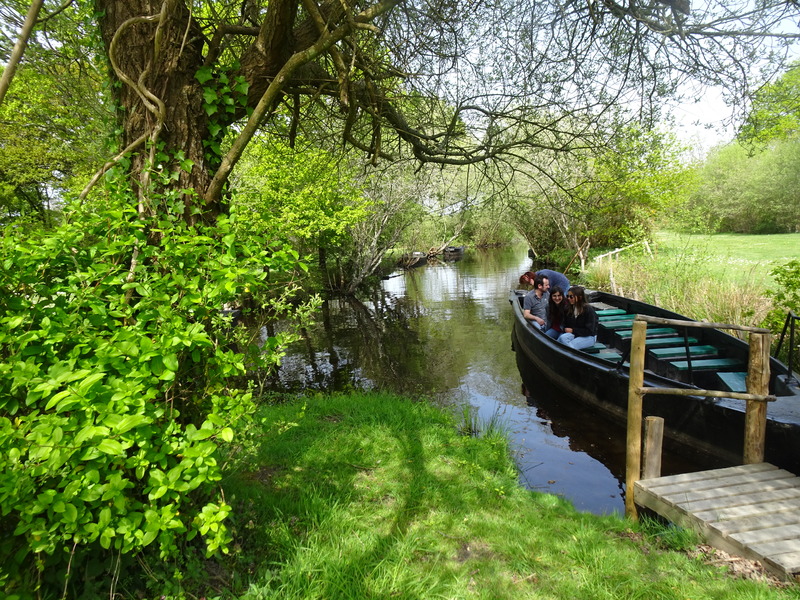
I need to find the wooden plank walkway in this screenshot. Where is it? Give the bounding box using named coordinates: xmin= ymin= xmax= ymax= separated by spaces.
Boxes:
xmin=634 ymin=463 xmax=800 ymax=581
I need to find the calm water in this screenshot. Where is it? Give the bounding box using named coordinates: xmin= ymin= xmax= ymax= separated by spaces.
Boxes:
xmin=265 ymin=245 xmax=691 ymax=515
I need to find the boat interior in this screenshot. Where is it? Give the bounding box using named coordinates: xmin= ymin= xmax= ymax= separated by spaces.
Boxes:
xmin=514 ymin=291 xmax=799 ymax=397
xmin=587 ymin=300 xmax=750 ymax=392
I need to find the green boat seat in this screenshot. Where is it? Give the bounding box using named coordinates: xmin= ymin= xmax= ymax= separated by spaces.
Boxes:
xmin=668 ymin=358 xmax=745 ymax=372
xmin=716 ymin=371 xmax=748 ymax=393
xmin=600 ymin=319 xmax=640 ymax=330
xmin=595 ymin=350 xmax=623 ymax=361
xmin=598 ymin=313 xmax=635 ymax=322
xmin=581 ymin=343 xmax=608 ymax=354
xmin=644 ymin=336 xmax=699 ymax=348
xmin=648 ymin=345 xmax=718 ymax=359
xmin=595 ymin=308 xmax=627 ymax=316
xmin=616 ymin=327 xmax=678 ymax=339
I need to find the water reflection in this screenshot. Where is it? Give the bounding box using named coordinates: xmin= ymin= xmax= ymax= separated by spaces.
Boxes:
xmin=263 ymin=246 xmax=649 ymax=514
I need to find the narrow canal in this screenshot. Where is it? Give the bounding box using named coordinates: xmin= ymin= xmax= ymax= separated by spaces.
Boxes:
xmin=264 ymin=244 xmax=707 ymax=515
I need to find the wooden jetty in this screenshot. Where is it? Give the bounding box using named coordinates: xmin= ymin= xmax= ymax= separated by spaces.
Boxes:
xmin=634 ymin=463 xmax=800 ymax=579
xmin=625 ymin=317 xmax=800 ymax=580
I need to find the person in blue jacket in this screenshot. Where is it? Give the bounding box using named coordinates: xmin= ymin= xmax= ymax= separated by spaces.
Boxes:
xmin=536 ymin=269 xmax=570 ymax=295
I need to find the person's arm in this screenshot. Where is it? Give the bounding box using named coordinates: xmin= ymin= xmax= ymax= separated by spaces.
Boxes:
xmin=523 ymin=308 xmax=545 ymax=326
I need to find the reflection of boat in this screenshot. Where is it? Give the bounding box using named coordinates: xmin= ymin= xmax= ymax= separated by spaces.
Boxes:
xmin=398 ymin=251 xmax=428 ymax=268
xmin=509 ymin=289 xmax=800 ymax=472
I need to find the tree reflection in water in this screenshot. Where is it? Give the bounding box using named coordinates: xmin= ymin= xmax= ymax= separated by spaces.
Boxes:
xmin=254 ymin=246 xmax=711 ymax=515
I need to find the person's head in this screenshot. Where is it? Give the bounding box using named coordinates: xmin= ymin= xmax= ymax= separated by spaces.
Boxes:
xmin=549 ymin=286 xmax=564 ymax=307
xmin=519 ymin=271 xmax=536 ymax=287
xmin=566 ymin=286 xmax=587 ymax=313
xmin=534 ymin=274 xmax=548 ymax=294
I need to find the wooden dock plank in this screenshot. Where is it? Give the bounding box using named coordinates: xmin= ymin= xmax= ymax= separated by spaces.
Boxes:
xmin=639 ymin=462 xmax=777 ymax=487
xmin=634 ymin=463 xmax=800 ymax=580
xmin=680 ymin=488 xmax=800 ymax=513
xmin=733 ymin=524 xmax=800 ymax=544
xmin=653 ymin=477 xmax=799 ymax=504
xmin=711 ymin=511 xmax=800 ymax=535
xmin=695 ymin=498 xmax=800 ymax=522
xmin=640 ymin=465 xmax=792 ymax=495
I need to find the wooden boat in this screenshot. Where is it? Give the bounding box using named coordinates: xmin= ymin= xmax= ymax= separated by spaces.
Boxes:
xmin=442 ymin=245 xmax=465 ymax=260
xmin=398 ymin=251 xmax=428 ymax=268
xmin=510 ymin=289 xmax=800 ymax=472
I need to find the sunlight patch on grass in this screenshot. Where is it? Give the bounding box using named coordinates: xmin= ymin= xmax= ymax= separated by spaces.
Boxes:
xmin=221 ymin=393 xmax=800 ymax=599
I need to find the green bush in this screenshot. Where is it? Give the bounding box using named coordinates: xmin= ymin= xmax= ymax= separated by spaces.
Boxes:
xmin=0 ymin=190 xmax=304 ymax=597
xmin=765 ymin=259 xmax=800 ymax=360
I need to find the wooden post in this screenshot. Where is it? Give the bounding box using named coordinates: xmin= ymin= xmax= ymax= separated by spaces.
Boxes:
xmin=642 ymin=416 xmax=664 ymax=480
xmin=744 ymin=332 xmax=771 ymax=464
xmin=625 ymin=319 xmax=648 ymax=520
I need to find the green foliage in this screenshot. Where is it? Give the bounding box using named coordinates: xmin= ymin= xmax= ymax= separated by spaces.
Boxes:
xmin=677 ymin=142 xmax=800 ymax=234
xmin=0 ymin=65 xmax=109 ymax=225
xmin=0 ymin=184 xmax=305 ymax=596
xmin=739 ymin=61 xmax=800 ymax=146
xmin=764 ymin=260 xmax=800 ymax=358
xmin=514 ymin=126 xmax=690 ymax=255
xmin=196 ymin=65 xmax=251 ymax=169
xmin=234 ymin=140 xmax=368 ymax=248
xmin=586 ymin=128 xmax=691 ymax=246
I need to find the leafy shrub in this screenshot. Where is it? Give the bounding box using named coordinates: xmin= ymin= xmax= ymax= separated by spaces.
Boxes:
xmin=0 ymin=190 xmax=304 ymax=597
xmin=764 ymin=260 xmax=800 ymax=361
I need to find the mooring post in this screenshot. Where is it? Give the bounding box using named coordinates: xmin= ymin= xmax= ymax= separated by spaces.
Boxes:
xmin=744 ymin=331 xmax=771 ymax=464
xmin=625 ymin=319 xmax=648 ymax=520
xmin=642 ymin=416 xmax=664 ymax=480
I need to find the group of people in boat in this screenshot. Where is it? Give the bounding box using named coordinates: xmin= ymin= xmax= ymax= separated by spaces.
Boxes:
xmin=518 ymin=270 xmax=598 ymax=350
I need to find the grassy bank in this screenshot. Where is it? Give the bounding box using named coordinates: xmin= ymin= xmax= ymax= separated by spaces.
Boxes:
xmin=653 ymin=232 xmax=800 ymax=287
xmin=583 ymin=231 xmax=800 ymax=328
xmin=175 ymin=392 xmax=800 ymax=599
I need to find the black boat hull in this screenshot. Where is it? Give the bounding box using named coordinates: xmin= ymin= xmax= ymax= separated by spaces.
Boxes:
xmin=510 ymin=290 xmax=800 ymax=473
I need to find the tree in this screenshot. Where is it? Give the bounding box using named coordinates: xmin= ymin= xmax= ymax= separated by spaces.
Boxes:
xmin=4 ymin=0 xmax=796 ymax=220
xmin=680 ymin=140 xmax=800 ymax=234
xmin=739 ymin=61 xmax=800 ymax=146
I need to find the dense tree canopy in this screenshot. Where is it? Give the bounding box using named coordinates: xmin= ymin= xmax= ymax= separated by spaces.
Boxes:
xmin=4 ymin=0 xmax=798 ymax=218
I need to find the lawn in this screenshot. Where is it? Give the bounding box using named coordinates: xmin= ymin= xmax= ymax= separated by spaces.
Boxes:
xmin=653 ymin=232 xmax=800 ymax=287
xmin=187 ymin=392 xmax=800 ymax=600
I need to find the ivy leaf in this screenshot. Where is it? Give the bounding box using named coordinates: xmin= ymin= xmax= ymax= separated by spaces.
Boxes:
xmin=195 ymin=66 xmax=214 ymax=84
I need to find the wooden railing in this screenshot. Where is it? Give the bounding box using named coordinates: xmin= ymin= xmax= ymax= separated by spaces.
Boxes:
xmin=625 ymin=316 xmax=776 ymax=519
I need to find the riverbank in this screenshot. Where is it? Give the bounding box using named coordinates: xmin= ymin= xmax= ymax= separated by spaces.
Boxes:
xmin=186 ymin=392 xmax=800 ymax=599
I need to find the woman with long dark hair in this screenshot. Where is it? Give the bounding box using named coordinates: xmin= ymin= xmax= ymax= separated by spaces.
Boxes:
xmin=557 ymin=286 xmax=598 ymax=350
xmin=544 ymin=286 xmax=566 ymax=339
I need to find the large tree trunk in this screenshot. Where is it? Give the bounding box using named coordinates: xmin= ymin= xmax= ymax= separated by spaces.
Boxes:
xmin=94 ymin=0 xmax=216 ymax=218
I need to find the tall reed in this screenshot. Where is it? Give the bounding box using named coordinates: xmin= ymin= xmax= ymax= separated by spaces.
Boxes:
xmin=584 ymin=248 xmax=770 ymax=333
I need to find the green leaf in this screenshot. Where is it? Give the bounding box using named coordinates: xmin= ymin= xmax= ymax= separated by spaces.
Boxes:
xmin=162 ymin=353 xmax=179 ymax=372
xmin=98 ymin=439 xmax=125 ymax=456
xmin=219 ymin=427 xmax=234 ymax=443
xmin=195 ymin=66 xmax=214 ymax=84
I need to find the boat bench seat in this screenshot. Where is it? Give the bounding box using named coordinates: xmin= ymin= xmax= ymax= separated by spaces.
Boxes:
xmin=616 ymin=327 xmax=678 ymax=339
xmin=598 ymin=313 xmax=635 ymax=322
xmin=600 ymin=319 xmax=639 ymax=330
xmin=581 ymin=343 xmax=608 ymax=354
xmin=668 ymin=357 xmax=745 ymax=372
xmin=716 ymin=371 xmax=748 ymax=393
xmin=594 ymin=308 xmax=627 ymax=316
xmin=595 ymin=350 xmax=624 ymax=361
xmin=644 ymin=336 xmax=699 ymax=348
xmin=648 ymin=345 xmax=718 ymax=359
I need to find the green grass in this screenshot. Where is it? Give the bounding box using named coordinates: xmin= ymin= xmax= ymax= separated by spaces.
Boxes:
xmin=180 ymin=392 xmax=800 ymax=599
xmin=584 ymin=231 xmax=800 ymax=328
xmin=653 ymin=232 xmax=800 ymax=287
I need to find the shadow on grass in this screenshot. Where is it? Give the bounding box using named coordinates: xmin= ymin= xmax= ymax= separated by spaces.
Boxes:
xmin=223 ymin=392 xmax=503 ymax=595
